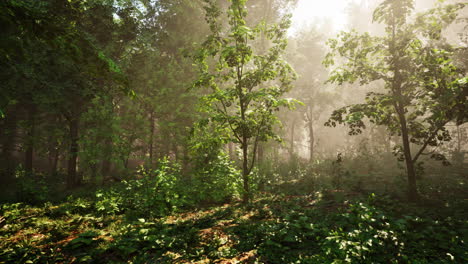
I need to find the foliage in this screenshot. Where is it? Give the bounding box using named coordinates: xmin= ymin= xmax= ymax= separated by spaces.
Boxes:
xmin=1 ymin=190 xmax=466 ymax=263
xmin=1 ymin=0 xmax=467 ymax=263
xmin=95 ymin=157 xmax=185 ymax=218
xmin=14 ymin=166 xmax=50 ymax=204
xmin=189 ymin=120 xmax=242 ymax=203
xmin=191 ymin=153 xmax=242 ymax=204
xmin=323 ymin=0 xmax=467 ymax=200
xmin=195 ymin=0 xmax=298 ymax=202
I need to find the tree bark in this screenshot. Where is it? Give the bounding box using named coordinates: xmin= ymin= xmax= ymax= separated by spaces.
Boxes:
xmin=306 ymin=107 xmax=315 ymax=162
xmin=101 ymin=137 xmax=112 ymax=185
xmin=228 ymin=142 xmax=234 ymax=160
xmin=401 ymin=120 xmax=418 ymax=200
xmin=396 ymin=102 xmax=419 ymax=201
xmin=257 ymin=143 xmax=264 ymax=164
xmin=50 ymin=145 xmax=59 ymax=175
xmin=308 ymin=119 xmax=314 ymax=162
xmin=182 ymin=144 xmax=190 ymax=180
xmin=391 ymin=19 xmax=419 ymax=202
xmin=242 ymin=139 xmax=250 ymax=203
xmin=47 ymin=122 xmax=60 ymax=176
xmin=289 ymin=118 xmax=296 ymax=160
xmin=25 ymin=104 xmax=36 ymax=174
xmin=162 ymin=131 xmax=170 ymax=158
xmin=0 ymin=106 xmax=18 ymax=183
xmin=173 ymin=139 xmax=179 ymax=162
xmin=67 ymin=117 xmax=79 ymax=189
xmin=148 ymin=111 xmax=155 ymax=168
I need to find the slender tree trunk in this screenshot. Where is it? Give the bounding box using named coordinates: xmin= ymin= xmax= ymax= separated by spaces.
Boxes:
xmin=273 ymin=142 xmax=279 ymax=164
xmin=48 ymin=144 xmax=54 ymax=173
xmin=307 ymin=110 xmax=315 ymax=162
xmin=148 ymin=112 xmax=155 ymax=168
xmin=162 ymin=131 xmax=170 ymax=158
xmin=290 ymin=118 xmax=296 ymax=160
xmin=90 ymin=164 xmax=97 ymax=184
xmin=67 ymin=117 xmax=79 ymax=189
xmin=242 ymin=140 xmax=250 ymax=203
xmin=386 ymin=135 xmax=392 ymax=153
xmin=51 ymin=145 xmax=59 ymax=175
xmin=0 ymin=106 xmax=18 ymax=183
xmin=101 ymin=140 xmax=112 ymax=185
xmin=239 ymin=80 xmax=250 ymax=203
xmin=309 ymin=122 xmax=314 ymax=162
xmin=182 ymin=144 xmax=190 ymax=180
xmin=455 ymin=125 xmax=464 ymax=173
xmin=25 ymin=104 xmax=36 ymax=174
xmin=100 ymin=120 xmax=113 ymax=184
xmin=101 ymin=160 xmax=111 ymax=185
xmin=257 ymin=143 xmax=264 ymax=164
xmin=397 ymin=105 xmax=419 ymax=201
xmin=228 ymin=142 xmax=234 ymax=160
xmin=391 ymin=18 xmax=418 ymax=201
xmin=123 ymin=155 xmax=129 ymax=169
xmin=457 ymin=125 xmax=461 ymax=152
xmin=174 ymin=142 xmax=179 ymax=162
xmin=48 ymin=138 xmax=60 ymax=176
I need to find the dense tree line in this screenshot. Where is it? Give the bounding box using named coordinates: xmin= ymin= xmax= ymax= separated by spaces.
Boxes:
xmin=0 ymin=0 xmax=466 ymax=203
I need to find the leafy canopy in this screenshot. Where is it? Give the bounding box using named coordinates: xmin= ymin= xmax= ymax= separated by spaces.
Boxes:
xmin=323 ymin=0 xmax=467 ymax=162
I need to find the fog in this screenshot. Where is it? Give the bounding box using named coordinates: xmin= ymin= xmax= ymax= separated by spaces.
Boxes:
xmin=280 ymin=0 xmax=468 ymax=161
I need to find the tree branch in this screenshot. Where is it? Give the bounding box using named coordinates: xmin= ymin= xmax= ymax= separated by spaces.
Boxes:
xmin=412 ymin=122 xmax=447 ymax=163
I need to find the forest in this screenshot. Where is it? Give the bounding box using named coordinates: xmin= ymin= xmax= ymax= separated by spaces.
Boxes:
xmin=0 ymin=0 xmax=467 ymax=263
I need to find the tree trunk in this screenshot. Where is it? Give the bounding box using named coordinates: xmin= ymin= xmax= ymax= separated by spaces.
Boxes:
xmin=257 ymin=143 xmax=264 ymax=164
xmin=182 ymin=144 xmax=191 ymax=180
xmin=390 ymin=14 xmax=419 ymax=202
xmin=25 ymin=104 xmax=36 ymax=174
xmin=101 ymin=159 xmax=111 ymax=185
xmin=290 ymin=118 xmax=295 ymax=160
xmin=241 ymin=140 xmax=250 ymax=203
xmin=386 ymin=135 xmax=392 ymax=154
xmin=228 ymin=142 xmax=234 ymax=160
xmin=51 ymin=145 xmax=59 ymax=175
xmin=0 ymin=106 xmax=18 ymax=183
xmin=308 ymin=116 xmax=314 ymax=162
xmin=100 ymin=134 xmax=113 ymax=184
xmin=48 ymin=136 xmax=60 ymax=176
xmin=162 ymin=131 xmax=170 ymax=158
xmin=173 ymin=140 xmax=179 ymax=162
xmin=457 ymin=125 xmax=461 ymax=153
xmin=67 ymin=117 xmax=79 ymax=189
xmin=397 ymin=106 xmax=419 ymax=201
xmin=148 ymin=112 xmax=155 ymax=168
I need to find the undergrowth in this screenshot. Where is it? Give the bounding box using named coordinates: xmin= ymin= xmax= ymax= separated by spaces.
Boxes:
xmin=1 ymin=155 xmax=467 ymax=263
xmin=1 ymin=190 xmax=466 ymax=263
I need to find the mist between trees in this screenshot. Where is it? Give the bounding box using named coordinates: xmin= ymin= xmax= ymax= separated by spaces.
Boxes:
xmin=0 ymin=0 xmax=467 ymax=263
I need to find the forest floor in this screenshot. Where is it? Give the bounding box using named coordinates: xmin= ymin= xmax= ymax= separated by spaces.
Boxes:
xmin=1 ymin=189 xmax=467 ymax=263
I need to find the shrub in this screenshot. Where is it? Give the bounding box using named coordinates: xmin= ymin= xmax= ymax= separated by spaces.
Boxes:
xmin=95 ymin=157 xmax=185 ymax=218
xmin=190 ymin=153 xmax=241 ymax=204
xmin=15 ymin=167 xmax=50 ymax=204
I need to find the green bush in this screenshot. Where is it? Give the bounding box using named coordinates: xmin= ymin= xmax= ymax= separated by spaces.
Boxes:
xmin=15 ymin=167 xmax=50 ymax=204
xmin=95 ymin=157 xmax=185 ymax=218
xmin=190 ymin=153 xmax=241 ymax=204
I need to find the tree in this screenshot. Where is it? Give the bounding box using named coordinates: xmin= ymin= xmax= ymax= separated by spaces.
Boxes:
xmin=323 ymin=0 xmax=467 ymax=201
xmin=195 ymin=0 xmax=297 ymax=203
xmin=125 ymin=0 xmax=208 ymax=169
xmin=48 ymin=0 xmax=135 ymax=188
xmin=287 ymin=26 xmax=334 ymax=162
xmin=0 ymin=0 xmax=136 ymax=188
